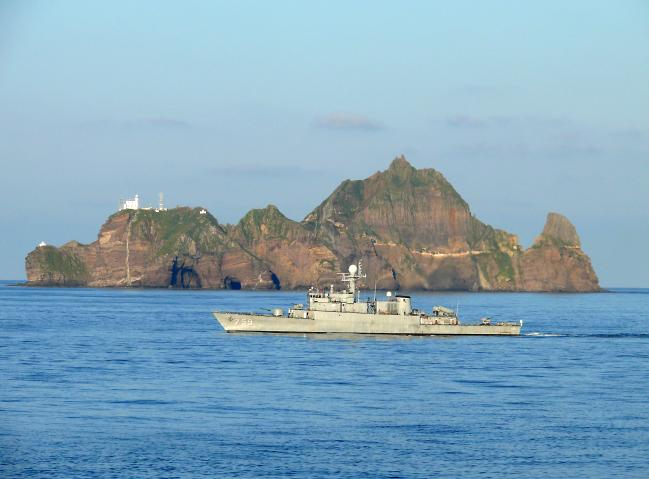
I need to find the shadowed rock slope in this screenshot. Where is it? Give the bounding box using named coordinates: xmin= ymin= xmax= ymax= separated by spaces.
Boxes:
xmin=25 ymin=157 xmax=600 ymax=291
xmin=230 ymin=205 xmax=339 ymax=289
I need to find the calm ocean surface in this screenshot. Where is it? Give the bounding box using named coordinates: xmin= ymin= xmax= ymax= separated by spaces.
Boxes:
xmin=1 ymin=282 xmax=648 ymax=479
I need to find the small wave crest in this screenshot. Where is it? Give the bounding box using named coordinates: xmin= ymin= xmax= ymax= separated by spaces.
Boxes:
xmin=524 ymin=332 xmax=564 ymax=337
xmin=575 ymin=333 xmax=649 ymax=339
xmin=525 ymin=332 xmax=649 ymax=339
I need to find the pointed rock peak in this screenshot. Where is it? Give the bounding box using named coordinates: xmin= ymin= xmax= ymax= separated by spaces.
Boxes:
xmin=235 ymin=204 xmax=301 ymax=244
xmin=388 ymin=155 xmax=413 ymax=171
xmin=538 ymin=212 xmax=581 ymax=247
xmin=239 ymin=204 xmax=290 ymax=228
xmin=263 ymin=204 xmax=280 ymax=213
xmin=258 ymin=204 xmax=288 ymax=220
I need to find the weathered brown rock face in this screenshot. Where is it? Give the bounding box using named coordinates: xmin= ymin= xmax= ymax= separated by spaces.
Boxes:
xmin=303 ymin=156 xmax=483 ymax=254
xmin=25 ymin=206 xmax=338 ymax=290
xmin=520 ymin=213 xmax=599 ymax=292
xmin=231 ymin=205 xmax=339 ymax=289
xmin=303 ymin=156 xmax=527 ymax=291
xmin=539 ymin=212 xmax=581 ymax=247
xmin=25 ymin=243 xmax=89 ymax=286
xmin=26 ymin=208 xmax=277 ymax=289
xmin=25 ymin=157 xmax=600 ymax=291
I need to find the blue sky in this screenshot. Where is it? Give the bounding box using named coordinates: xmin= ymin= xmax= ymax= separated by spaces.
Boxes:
xmin=1 ymin=1 xmax=648 ymax=286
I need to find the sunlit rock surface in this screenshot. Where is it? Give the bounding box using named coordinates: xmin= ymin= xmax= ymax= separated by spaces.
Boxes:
xmin=25 ymin=157 xmax=600 ymax=291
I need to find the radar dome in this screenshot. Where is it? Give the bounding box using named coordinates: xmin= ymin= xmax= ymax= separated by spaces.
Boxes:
xmin=348 ymin=264 xmax=358 ymax=274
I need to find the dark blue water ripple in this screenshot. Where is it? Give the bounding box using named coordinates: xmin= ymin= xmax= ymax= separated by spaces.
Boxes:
xmin=1 ymin=283 xmax=648 ymax=478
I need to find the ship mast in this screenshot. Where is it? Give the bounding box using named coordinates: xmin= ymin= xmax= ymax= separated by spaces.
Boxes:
xmin=339 ymin=262 xmax=366 ymax=298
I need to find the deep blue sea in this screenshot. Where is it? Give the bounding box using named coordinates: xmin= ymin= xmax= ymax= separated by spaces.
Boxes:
xmin=1 ymin=281 xmax=648 ymax=479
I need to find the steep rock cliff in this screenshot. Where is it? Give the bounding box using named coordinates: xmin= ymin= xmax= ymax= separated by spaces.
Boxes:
xmin=25 ymin=157 xmax=600 ymax=291
xmin=302 ymin=156 xmax=524 ymax=290
xmin=520 ymin=213 xmax=599 ymax=292
xmin=26 ymin=208 xmax=277 ymax=289
xmin=231 ymin=205 xmax=339 ymax=288
xmin=25 ymin=243 xmax=88 ymax=286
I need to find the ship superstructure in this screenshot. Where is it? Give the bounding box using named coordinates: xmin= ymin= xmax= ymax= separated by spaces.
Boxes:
xmin=213 ymin=263 xmax=522 ymax=336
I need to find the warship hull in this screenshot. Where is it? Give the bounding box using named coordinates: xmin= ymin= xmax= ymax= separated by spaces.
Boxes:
xmin=213 ymin=311 xmax=521 ymax=336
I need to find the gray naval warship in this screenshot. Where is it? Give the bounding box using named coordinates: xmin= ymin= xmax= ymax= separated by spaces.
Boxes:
xmin=214 ymin=264 xmax=522 ymax=336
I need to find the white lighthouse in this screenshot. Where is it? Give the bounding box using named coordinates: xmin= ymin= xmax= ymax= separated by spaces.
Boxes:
xmin=119 ymin=194 xmax=140 ymax=211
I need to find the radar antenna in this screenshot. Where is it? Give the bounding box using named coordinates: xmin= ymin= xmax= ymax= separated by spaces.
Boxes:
xmin=338 ymin=262 xmax=366 ymax=297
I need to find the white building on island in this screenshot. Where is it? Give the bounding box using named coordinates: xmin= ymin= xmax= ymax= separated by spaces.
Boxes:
xmin=119 ymin=194 xmax=140 ymax=211
xmin=119 ymin=193 xmax=168 ymax=212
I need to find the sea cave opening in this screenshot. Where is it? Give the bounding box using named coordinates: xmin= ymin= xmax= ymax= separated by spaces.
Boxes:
xmin=223 ymin=276 xmax=241 ymax=290
xmin=270 ymin=272 xmax=281 ymax=290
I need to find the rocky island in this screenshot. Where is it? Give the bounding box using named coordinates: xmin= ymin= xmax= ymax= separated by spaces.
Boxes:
xmin=25 ymin=157 xmax=600 ymax=292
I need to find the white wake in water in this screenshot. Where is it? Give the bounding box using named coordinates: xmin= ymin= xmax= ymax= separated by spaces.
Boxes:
xmin=524 ymin=332 xmax=564 ymax=337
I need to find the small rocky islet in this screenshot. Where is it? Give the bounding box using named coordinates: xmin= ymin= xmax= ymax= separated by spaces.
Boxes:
xmin=25 ymin=156 xmax=599 ymax=292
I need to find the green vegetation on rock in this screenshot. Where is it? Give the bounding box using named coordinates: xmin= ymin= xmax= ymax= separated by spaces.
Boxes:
xmin=35 ymin=246 xmax=88 ymax=284
xmin=130 ymin=208 xmax=229 ymax=257
xmin=531 ymin=235 xmax=576 ymax=250
xmin=235 ymin=204 xmax=303 ymax=243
